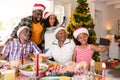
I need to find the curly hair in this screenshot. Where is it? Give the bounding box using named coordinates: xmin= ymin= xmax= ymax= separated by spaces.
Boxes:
xmin=44 ymin=15 xmax=59 ymax=30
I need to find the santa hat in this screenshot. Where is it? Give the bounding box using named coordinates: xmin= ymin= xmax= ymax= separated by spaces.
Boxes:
xmin=55 ymin=25 xmax=66 ymax=36
xmin=44 ymin=12 xmax=56 ymax=19
xmin=33 ymin=3 xmax=46 ymax=11
xmin=17 ymin=26 xmax=30 ymax=38
xmin=73 ymin=27 xmax=89 ymax=39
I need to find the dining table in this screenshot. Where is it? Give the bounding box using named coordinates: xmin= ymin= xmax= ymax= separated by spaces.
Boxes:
xmin=0 ymin=59 xmax=120 ymax=80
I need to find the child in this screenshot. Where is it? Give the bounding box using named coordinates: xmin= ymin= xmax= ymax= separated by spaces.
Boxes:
xmin=72 ymin=27 xmax=110 ymax=65
xmin=44 ymin=12 xmax=59 ymax=53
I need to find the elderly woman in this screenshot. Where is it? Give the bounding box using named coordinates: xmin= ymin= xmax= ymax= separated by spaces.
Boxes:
xmin=45 ymin=26 xmax=75 ymax=65
xmin=0 ymin=26 xmax=41 ymax=61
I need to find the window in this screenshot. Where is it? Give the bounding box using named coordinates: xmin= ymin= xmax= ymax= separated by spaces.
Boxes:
xmin=0 ymin=0 xmax=54 ymax=45
xmin=55 ymin=5 xmax=64 ymax=24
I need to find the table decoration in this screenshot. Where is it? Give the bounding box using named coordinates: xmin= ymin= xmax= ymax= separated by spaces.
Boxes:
xmin=21 ymin=48 xmax=24 ymax=65
xmin=102 ymin=63 xmax=106 ymax=80
xmin=36 ymin=54 xmax=39 ymax=77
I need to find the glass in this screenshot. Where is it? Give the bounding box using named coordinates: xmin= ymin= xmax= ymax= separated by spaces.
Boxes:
xmin=4 ymin=69 xmax=15 ymax=80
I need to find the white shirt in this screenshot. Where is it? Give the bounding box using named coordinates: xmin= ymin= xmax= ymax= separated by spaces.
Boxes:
xmin=44 ymin=27 xmax=56 ymax=52
xmin=45 ymin=39 xmax=75 ymax=65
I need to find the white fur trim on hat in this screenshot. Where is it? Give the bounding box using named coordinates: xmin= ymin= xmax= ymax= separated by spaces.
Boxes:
xmin=73 ymin=27 xmax=89 ymax=39
xmin=17 ymin=26 xmax=30 ymax=37
xmin=32 ymin=3 xmax=46 ymax=11
xmin=44 ymin=12 xmax=55 ymax=19
xmin=55 ymin=26 xmax=66 ymax=36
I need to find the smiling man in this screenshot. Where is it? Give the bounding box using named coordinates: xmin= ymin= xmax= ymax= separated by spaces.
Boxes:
xmin=0 ymin=26 xmax=41 ymax=61
xmin=10 ymin=3 xmax=46 ymax=50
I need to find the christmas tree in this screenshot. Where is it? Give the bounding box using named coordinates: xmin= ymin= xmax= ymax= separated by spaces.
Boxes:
xmin=66 ymin=0 xmax=100 ymax=61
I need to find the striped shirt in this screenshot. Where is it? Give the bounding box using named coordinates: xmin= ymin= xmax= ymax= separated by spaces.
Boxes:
xmin=75 ymin=45 xmax=94 ymax=64
xmin=1 ymin=39 xmax=41 ymax=61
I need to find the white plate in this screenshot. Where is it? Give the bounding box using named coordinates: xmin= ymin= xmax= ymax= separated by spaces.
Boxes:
xmin=40 ymin=76 xmax=60 ymax=80
xmin=19 ymin=63 xmax=48 ymax=76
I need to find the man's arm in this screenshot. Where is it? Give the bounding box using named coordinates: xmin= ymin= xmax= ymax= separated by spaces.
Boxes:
xmin=0 ymin=42 xmax=10 ymax=60
xmin=0 ymin=54 xmax=7 ymax=60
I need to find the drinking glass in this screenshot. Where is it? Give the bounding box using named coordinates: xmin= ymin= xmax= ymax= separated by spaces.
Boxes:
xmin=4 ymin=69 xmax=15 ymax=80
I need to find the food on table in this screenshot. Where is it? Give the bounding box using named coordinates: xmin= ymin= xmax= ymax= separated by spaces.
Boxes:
xmin=66 ymin=61 xmax=76 ymax=67
xmin=47 ymin=62 xmax=60 ymax=68
xmin=0 ymin=72 xmax=3 ymax=79
xmin=75 ymin=61 xmax=88 ymax=70
xmin=21 ymin=63 xmax=48 ymax=71
xmin=31 ymin=54 xmax=48 ymax=62
xmin=4 ymin=65 xmax=11 ymax=70
xmin=19 ymin=63 xmax=48 ymax=76
xmin=22 ymin=64 xmax=35 ymax=71
xmin=0 ymin=60 xmax=7 ymax=68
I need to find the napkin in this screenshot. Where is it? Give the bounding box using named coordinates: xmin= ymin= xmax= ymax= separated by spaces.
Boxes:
xmin=60 ymin=76 xmax=70 ymax=80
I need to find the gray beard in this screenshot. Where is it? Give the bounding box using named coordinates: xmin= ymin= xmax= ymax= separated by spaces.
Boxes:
xmin=21 ymin=34 xmax=29 ymax=41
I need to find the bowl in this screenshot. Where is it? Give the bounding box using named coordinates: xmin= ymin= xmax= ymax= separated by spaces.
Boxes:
xmin=19 ymin=63 xmax=48 ymax=76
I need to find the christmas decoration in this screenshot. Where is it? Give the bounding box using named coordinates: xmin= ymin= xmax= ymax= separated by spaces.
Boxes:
xmin=66 ymin=0 xmax=100 ymax=61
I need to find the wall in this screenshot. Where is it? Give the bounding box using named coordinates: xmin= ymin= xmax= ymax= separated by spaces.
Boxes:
xmin=95 ymin=1 xmax=120 ymax=59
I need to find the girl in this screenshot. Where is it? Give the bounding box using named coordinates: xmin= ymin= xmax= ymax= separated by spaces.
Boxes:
xmin=72 ymin=27 xmax=110 ymax=65
xmin=44 ymin=12 xmax=59 ymax=53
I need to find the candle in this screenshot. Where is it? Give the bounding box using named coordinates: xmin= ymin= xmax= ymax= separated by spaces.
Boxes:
xmin=102 ymin=63 xmax=106 ymax=80
xmin=21 ymin=47 xmax=24 ymax=64
xmin=36 ymin=54 xmax=39 ymax=77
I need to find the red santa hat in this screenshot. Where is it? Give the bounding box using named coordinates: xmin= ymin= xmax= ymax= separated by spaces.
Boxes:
xmin=73 ymin=27 xmax=89 ymax=39
xmin=44 ymin=12 xmax=56 ymax=19
xmin=55 ymin=25 xmax=67 ymax=36
xmin=33 ymin=3 xmax=46 ymax=11
xmin=17 ymin=26 xmax=30 ymax=38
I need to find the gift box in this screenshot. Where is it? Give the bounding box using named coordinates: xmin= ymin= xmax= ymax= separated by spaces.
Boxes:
xmin=95 ymin=62 xmax=103 ymax=72
xmin=109 ymin=60 xmax=119 ymax=68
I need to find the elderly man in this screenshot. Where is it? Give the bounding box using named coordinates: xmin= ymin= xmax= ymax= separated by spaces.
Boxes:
xmin=9 ymin=3 xmax=46 ymax=50
xmin=45 ymin=26 xmax=75 ymax=65
xmin=0 ymin=26 xmax=41 ymax=61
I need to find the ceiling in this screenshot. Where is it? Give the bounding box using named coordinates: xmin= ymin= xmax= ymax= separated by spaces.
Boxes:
xmin=95 ymin=0 xmax=120 ymax=8
xmin=59 ymin=0 xmax=120 ymax=8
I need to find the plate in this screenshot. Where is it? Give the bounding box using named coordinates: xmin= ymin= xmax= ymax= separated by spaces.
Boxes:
xmin=40 ymin=76 xmax=59 ymax=80
xmin=41 ymin=76 xmax=73 ymax=80
xmin=19 ymin=63 xmax=48 ymax=76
